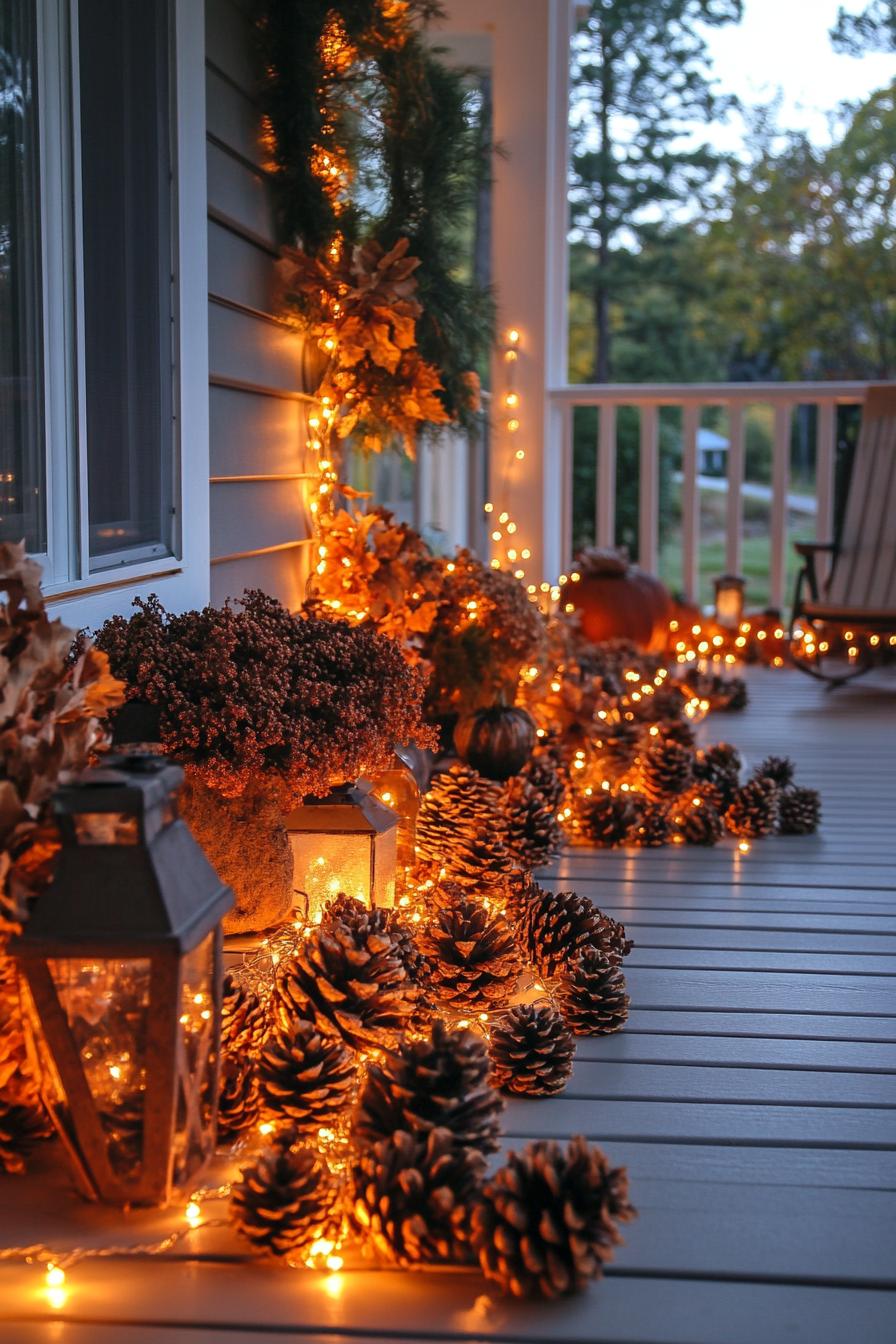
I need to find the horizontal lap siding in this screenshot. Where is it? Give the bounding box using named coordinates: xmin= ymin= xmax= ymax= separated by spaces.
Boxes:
xmin=205 ymin=0 xmax=311 ymax=608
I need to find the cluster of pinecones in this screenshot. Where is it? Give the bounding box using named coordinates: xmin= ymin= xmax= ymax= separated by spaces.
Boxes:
xmin=568 ymin=737 xmax=820 ymax=848
xmin=230 ymin=1018 xmax=634 ymax=1298
xmin=416 ymin=760 xmax=564 ymax=890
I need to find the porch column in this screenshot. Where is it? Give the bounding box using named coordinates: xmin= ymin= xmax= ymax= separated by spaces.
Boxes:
xmin=437 ymin=0 xmax=573 ymax=584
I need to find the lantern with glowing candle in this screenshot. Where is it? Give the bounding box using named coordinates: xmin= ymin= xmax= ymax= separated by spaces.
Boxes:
xmin=13 ymin=755 xmax=232 ymax=1207
xmin=284 ymin=782 xmax=399 ymax=920
xmin=713 ymin=574 xmax=746 ymax=629
xmin=367 ymin=747 xmax=420 ymax=893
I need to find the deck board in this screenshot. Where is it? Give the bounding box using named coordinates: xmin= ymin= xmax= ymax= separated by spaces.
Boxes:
xmin=0 ymin=666 xmax=894 ymax=1343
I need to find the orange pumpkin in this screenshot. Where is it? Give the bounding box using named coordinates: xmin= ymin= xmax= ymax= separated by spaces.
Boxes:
xmin=570 ymin=549 xmax=671 ymax=652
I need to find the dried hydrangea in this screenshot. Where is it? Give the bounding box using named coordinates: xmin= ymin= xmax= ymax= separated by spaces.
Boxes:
xmin=95 ymin=591 xmax=435 ymax=800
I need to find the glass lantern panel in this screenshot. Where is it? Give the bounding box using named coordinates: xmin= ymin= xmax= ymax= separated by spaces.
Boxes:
xmin=47 ymin=957 xmax=151 ymax=1177
xmin=371 ymin=827 xmax=397 ymax=909
xmin=369 ymin=763 xmax=419 ymax=890
xmin=173 ymin=933 xmax=215 ymax=1186
xmin=291 ymin=833 xmax=374 ymax=920
xmin=73 ymin=813 xmax=139 ymax=844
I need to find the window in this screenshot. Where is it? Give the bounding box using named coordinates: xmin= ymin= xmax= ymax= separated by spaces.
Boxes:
xmin=0 ymin=0 xmax=178 ymax=587
xmin=0 ymin=1 xmax=46 ymax=557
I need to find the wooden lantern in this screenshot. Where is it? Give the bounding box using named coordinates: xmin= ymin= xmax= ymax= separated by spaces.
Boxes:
xmin=368 ymin=748 xmax=420 ymax=894
xmin=714 ymin=574 xmax=746 ymax=628
xmin=13 ymin=754 xmax=233 ymax=1207
xmin=284 ymin=783 xmax=399 ymax=920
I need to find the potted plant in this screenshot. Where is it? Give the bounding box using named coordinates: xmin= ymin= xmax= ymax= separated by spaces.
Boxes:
xmin=95 ymin=591 xmax=434 ymax=933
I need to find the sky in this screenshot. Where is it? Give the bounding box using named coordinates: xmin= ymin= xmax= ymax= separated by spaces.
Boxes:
xmin=698 ymin=0 xmax=896 ymax=152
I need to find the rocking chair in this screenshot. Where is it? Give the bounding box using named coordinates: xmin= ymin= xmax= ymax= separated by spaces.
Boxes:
xmin=791 ymin=384 xmax=896 ymax=686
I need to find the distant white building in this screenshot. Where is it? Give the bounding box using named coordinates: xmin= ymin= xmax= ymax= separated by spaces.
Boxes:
xmin=697 ymin=428 xmax=730 ymax=476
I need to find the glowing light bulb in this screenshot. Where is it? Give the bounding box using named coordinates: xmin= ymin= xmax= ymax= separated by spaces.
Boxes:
xmin=185 ymin=1200 xmax=202 ymax=1227
xmin=738 ymin=840 xmax=751 ymax=854
xmin=507 ymin=328 xmax=520 ymax=345
xmin=46 ymin=1266 xmax=65 ymax=1289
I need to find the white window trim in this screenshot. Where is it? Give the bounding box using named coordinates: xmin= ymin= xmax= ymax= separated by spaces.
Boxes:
xmin=40 ymin=0 xmax=209 ymax=629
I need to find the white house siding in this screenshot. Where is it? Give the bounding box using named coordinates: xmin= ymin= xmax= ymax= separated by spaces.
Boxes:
xmin=205 ymin=0 xmax=312 ymax=609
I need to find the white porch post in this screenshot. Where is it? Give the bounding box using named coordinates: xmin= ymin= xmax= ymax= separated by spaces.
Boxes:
xmin=437 ymin=0 xmax=572 ymax=584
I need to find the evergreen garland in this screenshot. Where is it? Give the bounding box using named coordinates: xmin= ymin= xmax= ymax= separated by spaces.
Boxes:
xmin=256 ymin=0 xmax=494 ymax=433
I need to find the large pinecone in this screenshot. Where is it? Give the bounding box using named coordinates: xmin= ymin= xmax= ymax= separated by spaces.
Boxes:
xmin=626 ymin=795 xmax=672 ymax=847
xmin=488 ymin=1005 xmax=574 ymax=1097
xmin=503 ymin=776 xmax=563 ymax=870
xmin=779 ymin=786 xmax=821 ymax=835
xmin=694 ymin=743 xmax=742 ymax=809
xmin=638 ymin=738 xmax=694 ymax=803
xmin=557 ymin=949 xmax=630 ymax=1036
xmin=271 ymin=916 xmax=417 ymax=1053
xmin=521 ymin=755 xmax=566 ymax=813
xmin=354 ymin=1020 xmax=504 ymax=1156
xmin=573 ymin=789 xmax=636 ymax=846
xmin=259 ymin=1020 xmax=357 ymax=1134
xmin=230 ymin=1132 xmax=339 ymax=1259
xmin=669 ymin=795 xmax=724 ymax=847
xmin=221 ymin=971 xmax=268 ymax=1059
xmin=419 ymin=898 xmax=522 ymax=1010
xmin=510 ymin=883 xmax=631 ymax=978
xmin=652 ymin=718 xmax=696 ymax=750
xmin=724 ymin=777 xmax=779 ymax=838
xmin=470 ymin=1135 xmax=635 ymax=1298
xmin=591 ymin=720 xmax=640 ymax=777
xmin=752 ymin=755 xmax=796 ymax=790
xmin=217 ymin=1056 xmax=261 ymax=1142
xmin=416 ymin=765 xmax=512 ymax=894
xmin=322 ymin=895 xmax=428 ymax=988
xmin=351 ymin=1127 xmax=484 ymax=1266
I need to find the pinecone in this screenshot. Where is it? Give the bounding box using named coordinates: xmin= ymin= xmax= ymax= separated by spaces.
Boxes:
xmin=573 ymin=789 xmax=636 ymax=846
xmin=503 ymin=776 xmax=563 ymax=869
xmin=779 ymin=787 xmax=821 ymax=835
xmin=591 ymin=720 xmax=640 ymax=777
xmin=638 ymin=739 xmax=694 ymax=803
xmin=488 ymin=1005 xmax=574 ymax=1096
xmin=470 ymin=1135 xmax=635 ymax=1298
xmin=644 ymin=683 xmax=689 ymax=720
xmin=230 ymin=1132 xmax=339 ymax=1259
xmin=322 ymin=894 xmax=428 ymax=987
xmin=694 ymin=743 xmax=742 ymax=809
xmin=751 ymin=755 xmax=796 ymax=790
xmin=626 ymin=796 xmax=672 ymax=847
xmin=521 ymin=756 xmax=566 ymax=813
xmin=724 ymin=776 xmax=780 ymax=838
xmin=557 ymin=949 xmax=630 ymax=1036
xmin=217 ymin=1056 xmax=261 ymax=1142
xmin=418 ymin=899 xmax=522 ymax=1010
xmin=0 ymin=1100 xmax=49 ymax=1176
xmin=669 ymin=794 xmax=724 ymax=846
xmin=722 ymin=676 xmax=748 ymax=711
xmin=354 ymin=1020 xmax=504 ymax=1156
xmin=271 ymin=916 xmax=417 ymax=1053
xmin=510 ymin=883 xmax=631 ymax=978
xmin=259 ymin=1019 xmax=357 ymax=1134
xmin=651 ymin=718 xmax=696 ymax=750
xmin=221 ymin=971 xmax=268 ymax=1059
xmin=416 ymin=765 xmax=512 ymax=894
xmin=351 ymin=1127 xmax=483 ymax=1266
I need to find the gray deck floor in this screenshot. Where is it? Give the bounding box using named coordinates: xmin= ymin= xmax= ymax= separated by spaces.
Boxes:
xmin=1 ymin=667 xmax=894 ymax=1343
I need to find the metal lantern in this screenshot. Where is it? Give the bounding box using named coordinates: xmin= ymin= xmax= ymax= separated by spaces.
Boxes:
xmin=13 ymin=754 xmax=233 ymax=1207
xmin=368 ymin=748 xmax=420 ymax=896
xmin=284 ymin=782 xmax=399 ymax=921
xmin=714 ymin=573 xmax=746 ymax=628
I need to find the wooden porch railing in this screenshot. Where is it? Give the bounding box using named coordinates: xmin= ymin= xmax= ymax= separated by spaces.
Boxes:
xmin=548 ymin=382 xmax=877 ymax=609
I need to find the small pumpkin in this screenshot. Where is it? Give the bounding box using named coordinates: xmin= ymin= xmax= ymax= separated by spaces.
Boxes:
xmin=454 ymin=704 xmax=536 ymax=781
xmin=570 ymin=547 xmax=671 ymax=651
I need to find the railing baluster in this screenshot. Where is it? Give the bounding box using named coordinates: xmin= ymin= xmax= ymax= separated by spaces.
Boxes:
xmin=726 ymin=402 xmax=745 ymax=576
xmin=815 ymin=400 xmax=836 ymax=543
xmin=681 ymin=403 xmax=700 ymax=602
xmin=596 ymin=403 xmax=616 ymax=549
xmin=639 ymin=403 xmax=659 ymax=574
xmin=770 ymin=402 xmax=792 ymax=610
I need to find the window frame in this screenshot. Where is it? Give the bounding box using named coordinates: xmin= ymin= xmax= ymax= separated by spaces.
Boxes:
xmin=32 ymin=0 xmax=209 ymax=627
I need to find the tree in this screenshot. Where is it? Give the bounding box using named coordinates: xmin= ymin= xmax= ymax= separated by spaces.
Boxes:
xmin=569 ymin=0 xmax=743 ymax=382
xmin=697 ymin=87 xmax=896 ymax=380
xmin=831 ymin=1 xmax=896 ymax=53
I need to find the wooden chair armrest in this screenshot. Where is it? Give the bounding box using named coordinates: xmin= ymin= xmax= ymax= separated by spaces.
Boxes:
xmin=794 ymin=541 xmax=836 ymax=558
